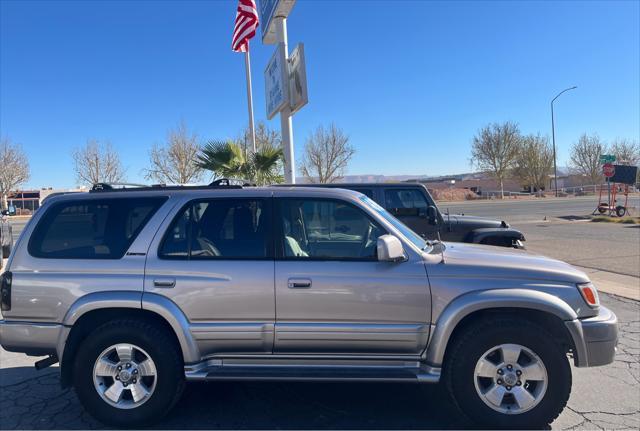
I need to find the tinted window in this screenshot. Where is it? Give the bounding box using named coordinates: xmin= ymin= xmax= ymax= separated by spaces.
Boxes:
xmin=385 ymin=189 xmax=428 ymax=209
xmin=29 ymin=197 xmax=166 ymax=259
xmin=351 ymin=188 xmax=374 ymax=199
xmin=160 ymin=199 xmax=270 ymax=259
xmin=279 ymin=199 xmax=384 ymax=260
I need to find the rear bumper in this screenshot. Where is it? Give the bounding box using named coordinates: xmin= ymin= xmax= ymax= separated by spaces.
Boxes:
xmin=566 ymin=306 xmax=618 ymax=367
xmin=0 ymin=320 xmax=62 ymax=356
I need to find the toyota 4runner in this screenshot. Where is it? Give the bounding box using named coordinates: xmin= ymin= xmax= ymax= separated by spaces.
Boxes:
xmin=0 ymin=184 xmax=618 ymax=428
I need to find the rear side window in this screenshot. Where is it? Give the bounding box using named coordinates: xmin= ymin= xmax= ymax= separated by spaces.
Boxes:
xmin=29 ymin=197 xmax=166 ymax=259
xmin=384 ymin=188 xmax=430 ymax=217
xmin=159 ymin=198 xmax=271 ymax=259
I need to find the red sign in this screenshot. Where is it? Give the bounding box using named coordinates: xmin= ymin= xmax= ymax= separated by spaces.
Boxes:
xmin=603 ymin=163 xmax=615 ymax=178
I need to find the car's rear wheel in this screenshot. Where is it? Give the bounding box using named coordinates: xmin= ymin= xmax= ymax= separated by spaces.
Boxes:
xmin=444 ymin=317 xmax=571 ymax=428
xmin=73 ymin=319 xmax=184 ymax=427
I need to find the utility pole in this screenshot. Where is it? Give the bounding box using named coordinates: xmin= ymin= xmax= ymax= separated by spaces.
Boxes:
xmin=550 ymin=86 xmax=577 ymax=197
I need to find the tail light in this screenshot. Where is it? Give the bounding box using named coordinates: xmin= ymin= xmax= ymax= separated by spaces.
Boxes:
xmin=577 ymin=282 xmax=599 ymax=308
xmin=1 ymin=271 xmax=11 ymax=311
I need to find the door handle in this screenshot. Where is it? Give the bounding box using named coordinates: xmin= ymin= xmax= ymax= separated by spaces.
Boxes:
xmin=153 ymin=278 xmax=176 ymax=288
xmin=288 ymin=278 xmax=312 ymax=289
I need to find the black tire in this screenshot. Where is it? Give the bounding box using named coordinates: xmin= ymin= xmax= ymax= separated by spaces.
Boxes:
xmin=444 ymin=317 xmax=571 ymax=429
xmin=73 ymin=319 xmax=185 ymax=427
xmin=615 ymin=206 xmax=626 ymax=217
xmin=597 ymin=204 xmax=607 ymax=214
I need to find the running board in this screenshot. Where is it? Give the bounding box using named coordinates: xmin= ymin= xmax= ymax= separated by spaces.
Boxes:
xmin=185 ymin=361 xmax=440 ymax=383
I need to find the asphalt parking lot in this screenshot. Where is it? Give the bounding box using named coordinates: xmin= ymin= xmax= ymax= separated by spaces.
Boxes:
xmin=1 ymin=293 xmax=637 ymax=430
xmin=1 ymin=199 xmax=639 ymax=429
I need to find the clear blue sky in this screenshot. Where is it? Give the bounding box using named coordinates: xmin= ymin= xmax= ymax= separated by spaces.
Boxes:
xmin=1 ymin=0 xmax=639 ymax=189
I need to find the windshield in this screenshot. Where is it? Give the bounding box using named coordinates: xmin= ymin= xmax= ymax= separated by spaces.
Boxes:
xmin=359 ymin=195 xmax=428 ymax=251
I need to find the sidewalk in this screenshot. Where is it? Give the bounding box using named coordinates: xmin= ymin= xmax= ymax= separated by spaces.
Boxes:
xmin=574 ymin=265 xmax=640 ymax=301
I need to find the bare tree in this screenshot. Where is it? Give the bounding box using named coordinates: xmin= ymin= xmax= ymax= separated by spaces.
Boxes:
xmin=145 ymin=122 xmax=204 ymax=184
xmin=238 ymin=121 xmax=282 ymax=153
xmin=470 ymin=122 xmax=521 ymax=198
xmin=72 ymin=139 xmax=126 ymax=186
xmin=299 ymin=124 xmax=355 ymax=184
xmin=514 ymin=133 xmax=554 ymax=192
xmin=569 ymin=133 xmax=607 ymax=185
xmin=610 ymin=138 xmax=640 ymax=166
xmin=0 ymin=137 xmax=30 ymax=210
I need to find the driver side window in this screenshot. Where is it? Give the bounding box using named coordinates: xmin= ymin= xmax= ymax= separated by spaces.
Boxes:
xmin=278 ymin=199 xmax=385 ymax=260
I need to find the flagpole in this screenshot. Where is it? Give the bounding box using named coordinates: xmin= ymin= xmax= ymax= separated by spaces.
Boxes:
xmin=244 ymin=43 xmax=257 ymax=153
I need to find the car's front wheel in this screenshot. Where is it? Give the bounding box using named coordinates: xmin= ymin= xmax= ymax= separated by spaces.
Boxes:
xmin=73 ymin=319 xmax=185 ymax=427
xmin=444 ymin=317 xmax=571 ymax=428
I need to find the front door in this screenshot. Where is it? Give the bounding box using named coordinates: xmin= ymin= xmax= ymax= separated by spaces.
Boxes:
xmin=273 ymin=197 xmax=430 ymax=355
xmin=144 ymin=196 xmax=275 ymax=356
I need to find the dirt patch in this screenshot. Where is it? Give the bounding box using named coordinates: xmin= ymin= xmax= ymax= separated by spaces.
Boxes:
xmin=430 ymin=188 xmax=478 ymax=201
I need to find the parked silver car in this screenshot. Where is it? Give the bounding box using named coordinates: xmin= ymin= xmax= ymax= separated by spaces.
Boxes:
xmin=0 ymin=184 xmax=618 ymax=428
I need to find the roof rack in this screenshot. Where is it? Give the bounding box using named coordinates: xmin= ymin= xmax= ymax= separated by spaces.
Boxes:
xmin=89 ymin=179 xmax=253 ymax=193
xmin=209 ymin=178 xmax=255 ymax=187
xmin=91 ymin=183 xmax=147 ymax=192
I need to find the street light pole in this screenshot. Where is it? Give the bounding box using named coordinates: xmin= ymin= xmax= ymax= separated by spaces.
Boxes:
xmin=551 ymin=86 xmax=577 ymax=197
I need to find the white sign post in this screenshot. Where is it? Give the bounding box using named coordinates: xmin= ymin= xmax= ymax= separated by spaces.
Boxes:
xmin=259 ymin=0 xmax=299 ymax=183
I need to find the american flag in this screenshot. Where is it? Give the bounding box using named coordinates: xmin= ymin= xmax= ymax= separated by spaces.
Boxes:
xmin=231 ymin=0 xmax=259 ymax=53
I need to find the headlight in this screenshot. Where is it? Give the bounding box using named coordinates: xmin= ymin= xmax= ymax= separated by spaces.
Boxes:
xmin=577 ymin=282 xmax=599 ymax=308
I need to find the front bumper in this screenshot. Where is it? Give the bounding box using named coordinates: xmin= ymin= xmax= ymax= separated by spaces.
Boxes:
xmin=565 ymin=306 xmax=618 ymax=367
xmin=0 ymin=320 xmax=63 ymax=357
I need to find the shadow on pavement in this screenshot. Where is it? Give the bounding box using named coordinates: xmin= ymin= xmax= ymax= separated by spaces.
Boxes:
xmin=160 ymin=381 xmax=469 ymax=430
xmin=0 ymin=367 xmax=473 ymax=429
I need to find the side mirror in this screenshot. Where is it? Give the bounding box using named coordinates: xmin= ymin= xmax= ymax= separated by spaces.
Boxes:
xmin=377 ymin=235 xmax=406 ymax=262
xmin=427 ymin=206 xmax=439 ymax=225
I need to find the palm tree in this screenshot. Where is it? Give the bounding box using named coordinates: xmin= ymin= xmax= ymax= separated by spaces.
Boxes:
xmin=197 ymin=140 xmax=284 ymax=185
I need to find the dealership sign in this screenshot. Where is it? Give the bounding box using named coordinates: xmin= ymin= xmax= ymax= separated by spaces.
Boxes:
xmin=265 ymin=44 xmax=288 ymax=119
xmin=258 ymin=0 xmax=297 ymax=44
xmin=288 ymin=43 xmax=308 ymax=114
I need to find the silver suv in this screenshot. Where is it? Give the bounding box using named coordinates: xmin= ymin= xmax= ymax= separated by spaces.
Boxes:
xmin=0 ymin=185 xmax=618 ymax=428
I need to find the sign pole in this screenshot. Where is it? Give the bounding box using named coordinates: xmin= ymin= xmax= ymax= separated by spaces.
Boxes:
xmin=607 ymin=177 xmax=611 ymax=215
xmin=274 ymin=16 xmax=295 ymax=183
xmin=244 ymin=46 xmax=257 ymax=153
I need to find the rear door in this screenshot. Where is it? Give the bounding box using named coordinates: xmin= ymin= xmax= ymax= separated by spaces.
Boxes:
xmin=5 ymin=196 xmax=166 ymax=322
xmin=144 ymin=194 xmax=275 ymax=356
xmin=273 ymin=196 xmax=430 ymax=355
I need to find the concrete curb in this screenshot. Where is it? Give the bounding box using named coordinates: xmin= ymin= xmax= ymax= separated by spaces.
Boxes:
xmin=574 ymin=265 xmax=640 ymax=301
